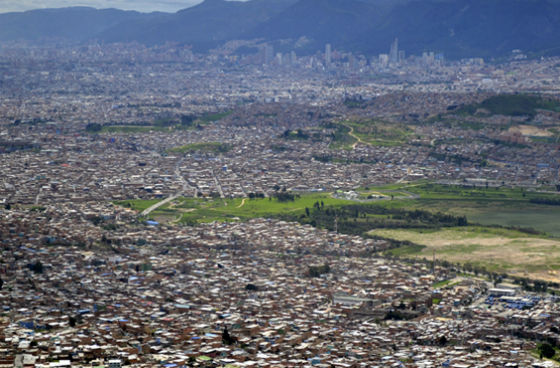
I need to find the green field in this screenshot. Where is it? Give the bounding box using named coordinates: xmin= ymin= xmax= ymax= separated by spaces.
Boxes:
xmin=198 ymin=111 xmax=232 ymax=123
xmin=117 ymin=183 xmax=560 ymax=235
xmin=364 ymin=183 xmax=560 ymax=236
xmin=116 ymin=199 xmax=163 ymax=212
xmin=327 ymin=124 xmax=357 ymax=150
xmin=344 ymin=119 xmax=413 ymax=147
xmin=85 ymin=111 xmax=231 ymax=135
xmin=117 ymin=193 xmax=354 ymax=224
xmin=324 ymin=120 xmax=413 ymax=150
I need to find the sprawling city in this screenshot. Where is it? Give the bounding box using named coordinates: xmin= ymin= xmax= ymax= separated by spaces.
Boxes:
xmin=2 ymin=0 xmax=560 ymax=367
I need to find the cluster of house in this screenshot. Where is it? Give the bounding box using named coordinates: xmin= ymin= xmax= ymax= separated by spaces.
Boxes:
xmin=2 ymin=208 xmax=560 ymax=367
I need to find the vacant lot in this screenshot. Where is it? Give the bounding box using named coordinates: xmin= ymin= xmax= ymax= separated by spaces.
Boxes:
xmin=373 ymin=227 xmax=560 ymax=281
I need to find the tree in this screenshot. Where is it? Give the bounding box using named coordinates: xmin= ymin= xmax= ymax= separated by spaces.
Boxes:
xmin=305 ymin=207 xmax=310 ymax=217
xmin=245 ymin=284 xmax=258 ymax=291
xmin=85 ymin=123 xmax=102 ymax=133
xmin=538 ymin=342 xmax=555 ymax=359
xmin=29 ymin=261 xmax=43 ymax=274
xmin=308 ymin=263 xmax=330 ymax=277
xmin=222 ymin=326 xmax=237 ymax=345
xmin=180 ymin=114 xmax=196 ymax=126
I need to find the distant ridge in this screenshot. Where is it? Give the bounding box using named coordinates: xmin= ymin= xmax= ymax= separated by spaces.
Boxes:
xmin=1 ymin=0 xmax=560 ymax=59
xmin=0 ymin=7 xmax=160 ymax=43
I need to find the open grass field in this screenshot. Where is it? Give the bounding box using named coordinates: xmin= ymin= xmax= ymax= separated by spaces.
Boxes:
xmin=166 ymin=142 xmax=231 ymax=154
xmin=344 ymin=119 xmax=413 ymax=147
xmin=118 ymin=193 xmax=354 ymax=224
xmin=326 ymin=120 xmax=413 ymax=149
xmin=363 ymin=183 xmax=560 ymax=236
xmin=115 ymin=199 xmax=163 ymax=212
xmin=375 ymin=227 xmax=560 ymax=281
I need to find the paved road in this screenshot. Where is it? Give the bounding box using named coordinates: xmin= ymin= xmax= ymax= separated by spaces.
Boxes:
xmin=141 ymin=158 xmax=194 ymax=217
xmin=140 ymin=193 xmax=181 ymax=216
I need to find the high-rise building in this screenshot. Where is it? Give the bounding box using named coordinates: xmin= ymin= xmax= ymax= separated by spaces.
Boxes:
xmin=325 ymin=44 xmax=332 ymax=67
xmin=290 ymin=51 xmax=297 ymax=66
xmin=379 ymin=54 xmax=389 ymax=67
xmin=264 ymin=44 xmax=274 ymax=64
xmin=389 ymin=38 xmax=399 ymax=64
xmin=275 ymin=53 xmax=283 ymax=66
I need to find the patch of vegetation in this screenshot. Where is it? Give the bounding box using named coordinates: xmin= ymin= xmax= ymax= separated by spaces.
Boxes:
xmin=322 ymin=122 xmax=357 ymax=150
xmin=432 ymin=279 xmax=454 ymax=289
xmin=117 ymin=193 xmax=354 ymax=225
xmin=385 ymin=243 xmax=426 ymax=257
xmin=85 ymin=123 xmax=102 ymax=133
xmin=343 ymin=96 xmax=367 ymax=109
xmin=27 ymin=261 xmax=44 ymax=274
xmin=308 ymin=263 xmax=330 ymax=277
xmin=85 ymin=111 xmax=231 ymax=134
xmin=372 ymin=226 xmax=560 ymax=279
xmin=344 ymin=119 xmax=413 ymax=147
xmin=167 ymin=142 xmax=231 ymax=155
xmin=458 ymin=94 xmax=560 ymax=118
xmin=530 ymin=197 xmax=560 ymax=206
xmin=429 ymin=151 xmax=487 ymax=166
xmin=198 ymin=111 xmax=232 ymax=124
xmin=114 ymin=199 xmax=163 ymax=212
xmin=99 ymin=125 xmax=169 ymax=134
xmin=281 ymin=129 xmax=310 ymax=140
xmin=279 ymin=202 xmax=468 ymax=238
xmin=536 ymin=342 xmax=557 ymax=360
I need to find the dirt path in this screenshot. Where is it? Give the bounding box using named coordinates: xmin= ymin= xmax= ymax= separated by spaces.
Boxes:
xmin=237 ymin=198 xmax=248 ymax=208
xmin=346 ymin=125 xmax=365 ymax=149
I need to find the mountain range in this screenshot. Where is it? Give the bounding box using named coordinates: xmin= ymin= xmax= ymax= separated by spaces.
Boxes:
xmin=1 ymin=0 xmax=560 ymax=59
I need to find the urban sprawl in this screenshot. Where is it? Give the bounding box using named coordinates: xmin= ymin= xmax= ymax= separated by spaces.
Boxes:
xmin=2 ymin=41 xmax=560 ymax=367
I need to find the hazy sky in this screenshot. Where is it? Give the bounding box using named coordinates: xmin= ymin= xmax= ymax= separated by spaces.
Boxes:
xmin=0 ymin=0 xmax=217 ymax=13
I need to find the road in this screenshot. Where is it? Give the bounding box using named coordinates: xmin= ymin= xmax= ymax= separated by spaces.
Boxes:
xmin=141 ymin=158 xmax=196 ymax=217
xmin=140 ymin=193 xmax=181 ymax=217
xmin=211 ymin=169 xmax=226 ymax=199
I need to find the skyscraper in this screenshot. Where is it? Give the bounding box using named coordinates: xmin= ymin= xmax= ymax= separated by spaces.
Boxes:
xmin=389 ymin=38 xmax=399 ymax=64
xmin=264 ymin=44 xmax=274 ymax=65
xmin=325 ymin=44 xmax=332 ymax=67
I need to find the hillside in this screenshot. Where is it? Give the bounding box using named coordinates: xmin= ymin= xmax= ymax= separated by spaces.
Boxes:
xmin=0 ymin=7 xmax=159 ymax=43
xmin=1 ymin=0 xmax=560 ymax=59
xmin=96 ymin=0 xmax=298 ymax=48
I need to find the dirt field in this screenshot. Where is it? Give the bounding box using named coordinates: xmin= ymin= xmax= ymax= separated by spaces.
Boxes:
xmin=508 ymin=125 xmax=553 ymax=137
xmin=371 ymin=227 xmax=560 ymax=282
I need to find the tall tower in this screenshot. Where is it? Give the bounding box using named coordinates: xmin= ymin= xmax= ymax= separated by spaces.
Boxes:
xmin=389 ymin=38 xmax=399 ymax=64
xmin=325 ymin=43 xmax=332 ymax=67
xmin=264 ymin=44 xmax=274 ymax=65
